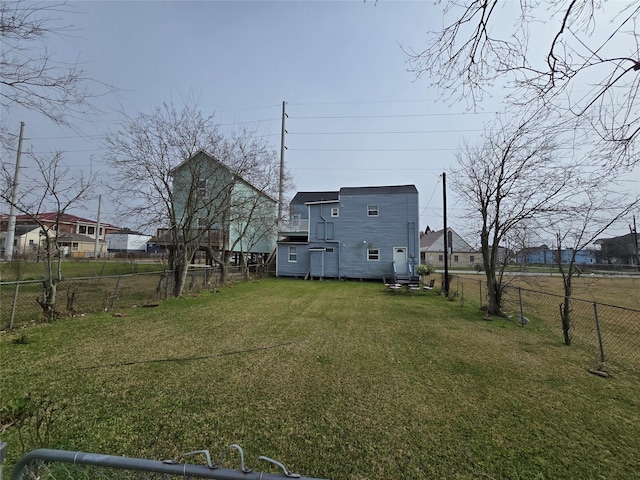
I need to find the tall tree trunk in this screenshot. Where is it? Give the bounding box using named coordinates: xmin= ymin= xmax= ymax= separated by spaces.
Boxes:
xmin=38 ymin=280 xmax=57 ymax=322
xmin=172 ymin=249 xmax=191 ymax=297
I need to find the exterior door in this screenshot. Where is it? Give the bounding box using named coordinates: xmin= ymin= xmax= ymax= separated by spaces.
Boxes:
xmin=310 ymin=250 xmax=324 ymax=278
xmin=393 ymin=247 xmax=408 ymax=275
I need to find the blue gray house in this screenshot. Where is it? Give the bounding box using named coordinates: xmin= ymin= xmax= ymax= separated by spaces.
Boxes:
xmin=276 ymin=185 xmax=420 ymax=280
xmin=516 ymin=245 xmax=596 ymax=265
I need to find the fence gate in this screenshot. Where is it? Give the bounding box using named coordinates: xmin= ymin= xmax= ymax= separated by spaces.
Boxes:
xmin=9 ymin=446 xmax=327 ymax=480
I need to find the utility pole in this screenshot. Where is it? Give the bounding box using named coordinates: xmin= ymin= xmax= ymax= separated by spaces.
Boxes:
xmin=93 ymin=194 xmax=102 ymax=258
xmin=4 ymin=122 xmax=25 ymax=261
xmin=278 ymin=101 xmax=287 ymax=225
xmin=442 ymin=172 xmax=450 ymax=297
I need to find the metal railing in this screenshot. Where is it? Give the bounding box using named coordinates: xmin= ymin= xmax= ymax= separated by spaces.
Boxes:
xmin=10 ymin=446 xmax=327 ymax=480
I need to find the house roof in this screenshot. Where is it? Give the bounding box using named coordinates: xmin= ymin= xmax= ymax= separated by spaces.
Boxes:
xmin=0 ymin=212 xmax=119 ymax=229
xmin=291 ymin=185 xmax=417 ymax=205
xmin=340 ymin=185 xmax=418 ymax=195
xmin=594 ymin=232 xmax=638 ymax=245
xmin=420 ymin=228 xmax=476 ymax=252
xmin=57 ymin=232 xmax=104 ymax=243
xmin=171 ymin=149 xmax=278 ymax=203
xmin=14 ymin=224 xmax=41 ymax=236
xmin=291 ymin=191 xmax=339 ymax=204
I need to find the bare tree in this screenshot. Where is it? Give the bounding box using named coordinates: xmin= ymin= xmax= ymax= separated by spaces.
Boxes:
xmin=451 ymin=116 xmax=577 ymax=315
xmin=1 ymin=1 xmax=107 ymax=132
xmin=0 ymin=150 xmax=94 ymax=321
xmin=407 ymin=1 xmax=640 ymax=168
xmin=105 ymin=100 xmax=282 ymax=296
xmin=543 ymin=185 xmax=640 ymax=345
xmin=207 ymin=127 xmax=281 ymax=283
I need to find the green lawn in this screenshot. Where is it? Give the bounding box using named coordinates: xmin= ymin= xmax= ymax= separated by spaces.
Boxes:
xmin=0 ymin=259 xmax=166 ymax=282
xmin=2 ymin=278 xmax=639 ymax=479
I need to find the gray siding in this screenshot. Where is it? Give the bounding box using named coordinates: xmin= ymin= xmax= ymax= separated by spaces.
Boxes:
xmin=277 ymin=185 xmax=419 ymax=280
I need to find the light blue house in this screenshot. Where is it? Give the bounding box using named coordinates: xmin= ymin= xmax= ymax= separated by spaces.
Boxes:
xmin=276 ymin=185 xmax=420 ymax=280
xmin=169 ymin=150 xmax=278 ymax=261
xmin=516 ymin=245 xmax=596 ymax=265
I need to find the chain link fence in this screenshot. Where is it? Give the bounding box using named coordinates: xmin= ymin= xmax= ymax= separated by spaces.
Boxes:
xmin=0 ymin=268 xmax=217 ymax=331
xmin=454 ymin=275 xmax=640 ymax=370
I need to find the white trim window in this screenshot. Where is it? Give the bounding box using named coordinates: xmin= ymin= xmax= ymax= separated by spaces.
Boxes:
xmin=331 ymin=207 xmax=339 ymax=217
xmin=288 ymin=246 xmax=297 ymax=262
xmin=367 ymin=204 xmax=379 ymax=217
xmin=367 ymin=248 xmax=380 ymax=261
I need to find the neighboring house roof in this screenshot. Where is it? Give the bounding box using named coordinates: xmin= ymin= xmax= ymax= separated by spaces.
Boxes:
xmin=340 ymin=185 xmax=418 ymax=196
xmin=171 ymin=149 xmax=278 ymax=203
xmin=420 ymin=228 xmax=476 ymax=252
xmin=56 ymin=232 xmax=103 ymax=243
xmin=14 ymin=224 xmax=41 ymax=236
xmin=594 ymin=232 xmax=638 ymax=246
xmin=0 ymin=212 xmax=119 ymax=229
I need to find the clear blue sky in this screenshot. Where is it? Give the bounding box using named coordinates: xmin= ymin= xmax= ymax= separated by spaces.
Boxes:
xmin=2 ymin=0 xmax=637 ymax=240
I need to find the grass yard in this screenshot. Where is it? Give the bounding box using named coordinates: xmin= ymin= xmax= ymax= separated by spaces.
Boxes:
xmin=1 ymin=278 xmax=639 ymax=479
xmin=456 ymin=272 xmax=640 ymax=310
xmin=0 ymin=259 xmax=166 ymax=282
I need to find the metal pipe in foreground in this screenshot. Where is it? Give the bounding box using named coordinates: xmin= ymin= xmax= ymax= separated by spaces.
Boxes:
xmin=11 ymin=448 xmax=327 ymax=480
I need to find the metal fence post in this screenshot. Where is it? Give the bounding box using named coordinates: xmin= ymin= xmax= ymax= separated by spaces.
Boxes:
xmin=593 ymin=302 xmax=606 ymax=363
xmin=518 ymin=288 xmax=524 ymax=321
xmin=1 ymin=441 xmax=7 ymax=480
xmin=479 ymin=280 xmax=483 ymax=308
xmin=10 ymin=282 xmax=20 ymax=330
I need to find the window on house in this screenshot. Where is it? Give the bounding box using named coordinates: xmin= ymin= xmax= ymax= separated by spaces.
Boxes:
xmin=367 ymin=204 xmax=379 ymax=217
xmin=331 ymin=207 xmax=339 ymax=217
xmin=454 ymin=255 xmax=459 ymax=262
xmin=197 ymin=217 xmax=207 ymax=228
xmin=72 ymin=242 xmax=79 ymax=250
xmin=288 ymin=246 xmax=297 ymax=262
xmin=197 ymin=179 xmax=207 ymax=197
xmin=367 ymin=248 xmax=380 ymax=261
xmin=326 ymin=247 xmax=334 ymax=253
xmin=470 ymin=255 xmax=475 ymax=263
xmin=88 ymin=226 xmax=95 ymax=235
xmin=438 ymin=254 xmax=443 ymax=261
xmin=29 ymin=239 xmax=34 ymax=246
xmin=79 ymin=225 xmax=87 ymax=234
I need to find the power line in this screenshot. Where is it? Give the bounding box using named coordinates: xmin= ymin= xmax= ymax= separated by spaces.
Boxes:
xmin=289 ymin=129 xmax=484 ymax=135
xmin=289 ymin=112 xmax=498 ymax=120
xmin=289 ymin=147 xmax=458 ymax=152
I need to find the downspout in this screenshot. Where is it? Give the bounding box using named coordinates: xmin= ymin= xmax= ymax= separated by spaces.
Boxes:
xmin=319 ymin=203 xmax=341 ymax=278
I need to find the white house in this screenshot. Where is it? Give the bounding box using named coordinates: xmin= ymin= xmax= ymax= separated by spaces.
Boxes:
xmin=106 ymin=232 xmax=152 ymax=252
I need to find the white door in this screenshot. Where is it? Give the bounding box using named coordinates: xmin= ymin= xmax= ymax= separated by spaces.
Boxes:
xmin=393 ymin=247 xmax=408 ymax=275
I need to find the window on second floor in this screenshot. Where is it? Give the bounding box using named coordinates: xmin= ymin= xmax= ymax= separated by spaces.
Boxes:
xmin=197 ymin=179 xmax=207 ymax=197
xmin=331 ymin=207 xmax=339 ymax=217
xmin=367 ymin=204 xmax=379 ymax=217
xmin=88 ymin=226 xmax=95 ymax=235
xmin=78 ymin=225 xmax=87 ymax=234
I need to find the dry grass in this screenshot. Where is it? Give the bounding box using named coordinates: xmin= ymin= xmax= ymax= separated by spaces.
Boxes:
xmin=2 ymin=278 xmax=639 ymax=479
xmin=457 ymin=272 xmax=640 ymax=309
